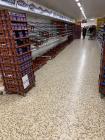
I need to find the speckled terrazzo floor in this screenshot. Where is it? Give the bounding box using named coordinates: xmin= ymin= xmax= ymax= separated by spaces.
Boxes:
xmin=0 ymin=39 xmax=105 ymax=140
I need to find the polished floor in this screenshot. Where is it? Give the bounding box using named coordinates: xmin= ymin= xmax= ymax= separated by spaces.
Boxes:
xmin=0 ymin=39 xmax=105 ymax=140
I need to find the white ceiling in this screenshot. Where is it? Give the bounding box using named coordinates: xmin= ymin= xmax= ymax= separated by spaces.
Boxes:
xmin=33 ymin=0 xmax=105 ymax=19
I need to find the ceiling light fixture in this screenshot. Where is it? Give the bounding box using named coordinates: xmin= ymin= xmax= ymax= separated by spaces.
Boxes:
xmin=75 ymin=0 xmax=79 ymax=2
xmin=80 ymin=8 xmax=87 ymax=19
xmin=77 ymin=2 xmax=81 ymax=7
xmin=80 ymin=7 xmax=83 ymax=11
xmin=90 ymin=18 xmax=94 ymax=21
xmin=74 ymin=0 xmax=87 ymax=19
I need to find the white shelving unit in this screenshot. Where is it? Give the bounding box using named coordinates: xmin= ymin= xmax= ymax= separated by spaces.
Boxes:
xmin=31 ymin=36 xmax=68 ymax=59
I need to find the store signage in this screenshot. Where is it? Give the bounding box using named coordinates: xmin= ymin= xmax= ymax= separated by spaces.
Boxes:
xmin=1 ymin=0 xmax=16 ymax=5
xmin=0 ymin=0 xmax=71 ymax=22
xmin=17 ymin=0 xmax=28 ymax=7
xmin=16 ymin=0 xmax=28 ymax=11
xmin=38 ymin=7 xmax=43 ymax=13
xmin=29 ymin=3 xmax=36 ymax=11
xmin=25 ymin=2 xmax=44 ymax=14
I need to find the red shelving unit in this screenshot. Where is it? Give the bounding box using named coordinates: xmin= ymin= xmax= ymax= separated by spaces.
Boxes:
xmin=0 ymin=10 xmax=35 ymax=96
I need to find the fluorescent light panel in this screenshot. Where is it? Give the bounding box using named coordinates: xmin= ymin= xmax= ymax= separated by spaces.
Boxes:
xmin=90 ymin=18 xmax=94 ymax=21
xmin=77 ymin=2 xmax=81 ymax=7
xmin=80 ymin=7 xmax=83 ymax=11
xmin=74 ymin=0 xmax=87 ymax=19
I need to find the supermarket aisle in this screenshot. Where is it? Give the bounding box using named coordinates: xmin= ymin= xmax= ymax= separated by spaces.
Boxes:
xmin=0 ymin=39 xmax=105 ymax=140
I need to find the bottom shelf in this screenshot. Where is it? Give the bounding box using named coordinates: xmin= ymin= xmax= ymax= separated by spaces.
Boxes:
xmin=33 ymin=39 xmax=73 ymax=72
xmin=99 ymin=86 xmax=105 ymax=98
xmin=3 ymin=72 xmax=35 ymax=96
xmin=6 ymin=82 xmax=35 ymax=96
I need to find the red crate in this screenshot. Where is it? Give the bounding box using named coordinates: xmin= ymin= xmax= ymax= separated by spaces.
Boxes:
xmin=2 ymin=70 xmax=21 ymax=79
xmin=0 ymin=10 xmax=36 ymax=95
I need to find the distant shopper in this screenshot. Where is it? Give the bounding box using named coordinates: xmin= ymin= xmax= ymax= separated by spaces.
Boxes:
xmin=82 ymin=27 xmax=87 ymax=39
xmin=89 ymin=26 xmax=94 ymax=34
xmin=88 ymin=25 xmax=96 ymax=40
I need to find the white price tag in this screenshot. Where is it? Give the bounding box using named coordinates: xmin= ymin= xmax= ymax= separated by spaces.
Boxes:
xmin=22 ymin=74 xmax=30 ymax=89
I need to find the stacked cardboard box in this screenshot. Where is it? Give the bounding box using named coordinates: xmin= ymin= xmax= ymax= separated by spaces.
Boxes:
xmin=0 ymin=10 xmax=35 ymax=96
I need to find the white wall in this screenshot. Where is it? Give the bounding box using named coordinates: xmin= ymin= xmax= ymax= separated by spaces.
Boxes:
xmin=81 ymin=19 xmax=97 ymax=27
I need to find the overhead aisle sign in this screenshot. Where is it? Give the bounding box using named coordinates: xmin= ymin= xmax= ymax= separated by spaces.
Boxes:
xmin=1 ymin=0 xmax=16 ymax=5
xmin=0 ymin=0 xmax=71 ymax=22
xmin=17 ymin=0 xmax=28 ymax=11
xmin=1 ymin=0 xmax=16 ymax=7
